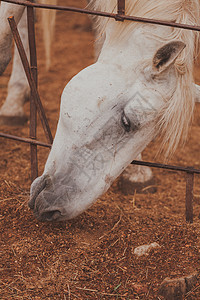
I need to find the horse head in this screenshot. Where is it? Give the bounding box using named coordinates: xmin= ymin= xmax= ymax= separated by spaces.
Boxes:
xmin=29 ymin=40 xmax=186 ymax=221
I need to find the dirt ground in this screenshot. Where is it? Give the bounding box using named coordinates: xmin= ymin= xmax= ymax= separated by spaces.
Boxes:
xmin=0 ymin=1 xmax=200 ymax=299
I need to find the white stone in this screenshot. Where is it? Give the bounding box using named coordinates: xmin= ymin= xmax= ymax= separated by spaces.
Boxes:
xmin=133 ymin=242 xmax=161 ymax=257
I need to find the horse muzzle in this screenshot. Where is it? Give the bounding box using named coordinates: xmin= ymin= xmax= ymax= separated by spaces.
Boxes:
xmin=28 ymin=174 xmax=66 ymax=222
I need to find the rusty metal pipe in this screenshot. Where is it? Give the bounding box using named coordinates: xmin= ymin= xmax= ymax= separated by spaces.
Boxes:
xmin=117 ymin=0 xmax=125 ymax=15
xmin=27 ymin=1 xmax=38 ymax=181
xmin=0 ymin=132 xmax=51 ymax=148
xmin=131 ymin=160 xmax=200 ymax=174
xmin=2 ymin=0 xmax=200 ymax=32
xmin=185 ymin=171 xmax=194 ymax=223
xmin=116 ymin=0 xmax=125 ymax=21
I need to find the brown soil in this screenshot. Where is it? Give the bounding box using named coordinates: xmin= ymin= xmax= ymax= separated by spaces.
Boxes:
xmin=0 ymin=1 xmax=200 ymax=299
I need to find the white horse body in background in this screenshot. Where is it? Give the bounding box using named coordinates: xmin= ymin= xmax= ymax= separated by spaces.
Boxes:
xmin=0 ymin=0 xmax=56 ymax=124
xmin=0 ymin=0 xmax=155 ymax=193
xmin=26 ymin=0 xmax=200 ymax=221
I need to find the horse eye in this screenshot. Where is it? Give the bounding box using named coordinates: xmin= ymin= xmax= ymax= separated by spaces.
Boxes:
xmin=121 ymin=111 xmax=131 ymax=132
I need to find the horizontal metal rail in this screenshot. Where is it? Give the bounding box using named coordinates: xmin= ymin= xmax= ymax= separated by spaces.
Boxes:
xmin=0 ymin=129 xmax=199 ymax=174
xmin=0 ymin=132 xmax=51 ymax=148
xmin=131 ymin=160 xmax=200 ymax=174
xmin=2 ymin=0 xmax=200 ymax=32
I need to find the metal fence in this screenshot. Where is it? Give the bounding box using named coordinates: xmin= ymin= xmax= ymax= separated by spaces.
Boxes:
xmin=0 ymin=0 xmax=200 ymax=223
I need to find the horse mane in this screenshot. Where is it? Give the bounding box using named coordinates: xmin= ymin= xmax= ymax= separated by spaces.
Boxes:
xmin=88 ymin=0 xmax=200 ymax=157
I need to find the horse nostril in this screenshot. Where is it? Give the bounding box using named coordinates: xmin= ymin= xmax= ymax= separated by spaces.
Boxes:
xmin=40 ymin=210 xmax=62 ymax=222
xmin=28 ymin=199 xmax=35 ymax=210
xmin=29 ymin=174 xmax=52 ymax=210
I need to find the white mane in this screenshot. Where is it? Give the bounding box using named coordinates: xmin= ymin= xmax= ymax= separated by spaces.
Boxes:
xmin=89 ymin=0 xmax=200 ymax=157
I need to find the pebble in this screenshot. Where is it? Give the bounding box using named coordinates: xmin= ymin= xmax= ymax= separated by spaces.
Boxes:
xmin=133 ymin=242 xmax=161 ymax=257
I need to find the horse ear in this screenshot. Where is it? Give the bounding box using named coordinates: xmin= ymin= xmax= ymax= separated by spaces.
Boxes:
xmin=152 ymin=41 xmax=186 ymax=74
xmin=195 ymin=83 xmax=200 ymax=103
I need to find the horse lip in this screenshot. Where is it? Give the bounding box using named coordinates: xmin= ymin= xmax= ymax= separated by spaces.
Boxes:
xmin=34 ymin=207 xmax=66 ymax=222
xmin=28 ymin=174 xmax=51 ymax=210
xmin=35 ymin=209 xmax=62 ymax=222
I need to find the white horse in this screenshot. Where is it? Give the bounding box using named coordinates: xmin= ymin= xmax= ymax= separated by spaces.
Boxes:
xmin=0 ymin=0 xmax=56 ymax=125
xmin=28 ymin=0 xmax=200 ymax=221
xmin=0 ymin=0 xmax=156 ymax=193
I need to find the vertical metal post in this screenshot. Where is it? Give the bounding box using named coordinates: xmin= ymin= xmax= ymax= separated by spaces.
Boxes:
xmin=27 ymin=1 xmax=38 ymax=182
xmin=117 ymin=0 xmax=125 ymax=15
xmin=185 ymin=171 xmax=194 ymax=223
